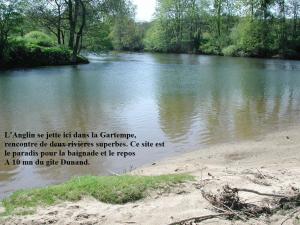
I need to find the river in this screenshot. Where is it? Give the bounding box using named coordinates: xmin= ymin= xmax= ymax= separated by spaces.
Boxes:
xmin=0 ymin=53 xmax=300 ymax=198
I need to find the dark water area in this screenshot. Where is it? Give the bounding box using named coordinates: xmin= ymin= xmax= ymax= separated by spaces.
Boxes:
xmin=0 ymin=53 xmax=300 ymax=198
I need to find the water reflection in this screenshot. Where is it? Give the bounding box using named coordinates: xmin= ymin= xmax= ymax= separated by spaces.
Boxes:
xmin=0 ymin=77 xmax=21 ymax=189
xmin=152 ymin=54 xmax=300 ymax=144
xmin=0 ymin=53 xmax=300 ymax=197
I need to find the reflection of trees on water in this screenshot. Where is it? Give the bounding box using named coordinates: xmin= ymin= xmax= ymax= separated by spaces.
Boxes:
xmin=158 ymin=94 xmax=197 ymax=140
xmin=37 ymin=67 xmax=114 ymax=180
xmin=217 ymin=59 xmax=300 ymax=142
xmin=0 ymin=77 xmax=20 ymax=183
xmin=153 ymin=55 xmax=300 ymax=145
xmin=234 ymin=60 xmax=300 ymax=140
xmin=233 ymin=64 xmax=268 ymax=139
xmin=201 ymin=59 xmax=236 ymax=144
xmin=43 ymin=66 xmax=142 ymax=178
xmin=1 ymin=55 xmax=300 ymax=196
xmin=152 ymin=54 xmax=198 ymax=141
xmin=0 ymin=66 xmax=130 ymax=195
xmin=36 ymin=68 xmax=105 ymax=180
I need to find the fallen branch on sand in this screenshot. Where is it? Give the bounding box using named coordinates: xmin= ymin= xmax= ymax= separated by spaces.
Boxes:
xmin=202 ymin=185 xmax=272 ymax=216
xmin=168 ymin=185 xmax=300 ymax=225
xmin=167 ymin=213 xmax=232 ymax=225
xmin=233 ymin=188 xmax=288 ymax=198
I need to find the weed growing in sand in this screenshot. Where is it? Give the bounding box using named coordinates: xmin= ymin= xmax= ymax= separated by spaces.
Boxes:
xmin=1 ymin=174 xmax=193 ymax=216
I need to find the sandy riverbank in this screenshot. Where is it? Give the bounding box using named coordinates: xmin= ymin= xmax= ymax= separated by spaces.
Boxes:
xmin=2 ymin=127 xmax=300 ymax=225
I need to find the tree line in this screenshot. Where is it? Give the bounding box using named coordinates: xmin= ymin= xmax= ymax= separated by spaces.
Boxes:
xmin=145 ymin=0 xmax=300 ymax=58
xmin=1 ymin=0 xmax=299 ymax=65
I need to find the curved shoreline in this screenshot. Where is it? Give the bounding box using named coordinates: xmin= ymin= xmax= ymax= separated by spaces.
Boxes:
xmin=133 ymin=125 xmax=300 ymax=175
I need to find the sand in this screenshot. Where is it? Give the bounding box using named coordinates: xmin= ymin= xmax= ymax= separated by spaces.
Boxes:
xmin=1 ymin=127 xmax=300 ymax=225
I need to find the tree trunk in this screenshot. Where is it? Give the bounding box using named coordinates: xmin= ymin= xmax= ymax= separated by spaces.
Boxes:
xmin=68 ymin=0 xmax=75 ymax=49
xmin=62 ymin=30 xmax=65 ymax=45
xmin=251 ymin=0 xmax=254 ymax=19
xmin=279 ymin=0 xmax=286 ymax=54
xmin=260 ymin=0 xmax=269 ymax=54
xmin=54 ymin=0 xmax=62 ymax=45
xmin=71 ymin=0 xmax=86 ymax=63
xmin=216 ymin=0 xmax=222 ymax=37
xmin=57 ymin=11 xmax=61 ymax=44
xmin=292 ymin=0 xmax=298 ymax=39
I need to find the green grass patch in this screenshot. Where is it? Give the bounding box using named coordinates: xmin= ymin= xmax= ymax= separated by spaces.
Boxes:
xmin=1 ymin=174 xmax=193 ymax=216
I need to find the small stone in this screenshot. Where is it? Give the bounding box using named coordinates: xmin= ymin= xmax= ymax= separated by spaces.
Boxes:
xmin=47 ymin=210 xmax=58 ymax=215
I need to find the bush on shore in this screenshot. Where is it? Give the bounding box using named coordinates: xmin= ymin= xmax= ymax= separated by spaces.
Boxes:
xmin=0 ymin=31 xmax=88 ymax=69
xmin=24 ymin=31 xmax=56 ymax=47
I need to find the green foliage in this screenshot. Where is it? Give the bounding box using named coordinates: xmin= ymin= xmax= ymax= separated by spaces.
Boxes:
xmin=110 ymin=18 xmax=145 ymax=51
xmin=143 ymin=22 xmax=169 ymax=52
xmin=230 ymin=18 xmax=265 ymax=56
xmin=84 ymin=23 xmax=113 ymax=51
xmin=1 ymin=174 xmax=193 ymax=216
xmin=200 ymin=32 xmax=231 ymax=55
xmin=143 ymin=0 xmax=299 ymax=59
xmin=144 ymin=0 xmax=208 ymax=53
xmin=82 ymin=0 xmax=141 ymax=52
xmin=222 ymin=45 xmax=239 ymax=56
xmin=0 ymin=0 xmax=24 ymax=60
xmin=24 ymin=31 xmax=55 ymax=47
xmin=0 ymin=35 xmax=88 ymax=68
xmin=7 ymin=41 xmax=69 ymax=67
xmin=200 ymin=32 xmax=220 ymax=55
xmin=1 ymin=0 xmax=300 ymax=62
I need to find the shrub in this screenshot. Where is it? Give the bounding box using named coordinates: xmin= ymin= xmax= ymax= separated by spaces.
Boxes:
xmin=1 ymin=34 xmax=89 ymax=68
xmin=3 ymin=38 xmax=72 ymax=67
xmin=222 ymin=45 xmax=239 ymax=56
xmin=199 ymin=32 xmax=230 ymax=55
xmin=24 ymin=31 xmax=55 ymax=47
xmin=143 ymin=22 xmax=169 ymax=52
xmin=230 ymin=18 xmax=271 ymax=57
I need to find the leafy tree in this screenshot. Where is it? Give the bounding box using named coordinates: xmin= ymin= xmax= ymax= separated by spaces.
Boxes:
xmin=2 ymin=0 xmax=300 ymax=63
xmin=287 ymin=0 xmax=299 ymax=39
xmin=0 ymin=0 xmax=23 ymax=60
xmin=230 ymin=18 xmax=265 ymax=56
xmin=29 ymin=0 xmax=67 ymax=45
xmin=84 ymin=22 xmax=113 ymax=51
xmin=144 ymin=21 xmax=169 ymax=52
xmin=110 ymin=18 xmax=144 ymax=51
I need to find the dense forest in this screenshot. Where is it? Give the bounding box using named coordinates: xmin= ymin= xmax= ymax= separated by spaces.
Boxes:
xmin=145 ymin=0 xmax=300 ymax=58
xmin=0 ymin=0 xmax=299 ymax=68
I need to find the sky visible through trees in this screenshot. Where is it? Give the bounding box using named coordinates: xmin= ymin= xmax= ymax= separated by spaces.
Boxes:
xmin=131 ymin=0 xmax=156 ymax=22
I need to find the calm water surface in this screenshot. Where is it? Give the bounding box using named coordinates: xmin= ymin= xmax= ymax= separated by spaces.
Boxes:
xmin=0 ymin=53 xmax=300 ymax=197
